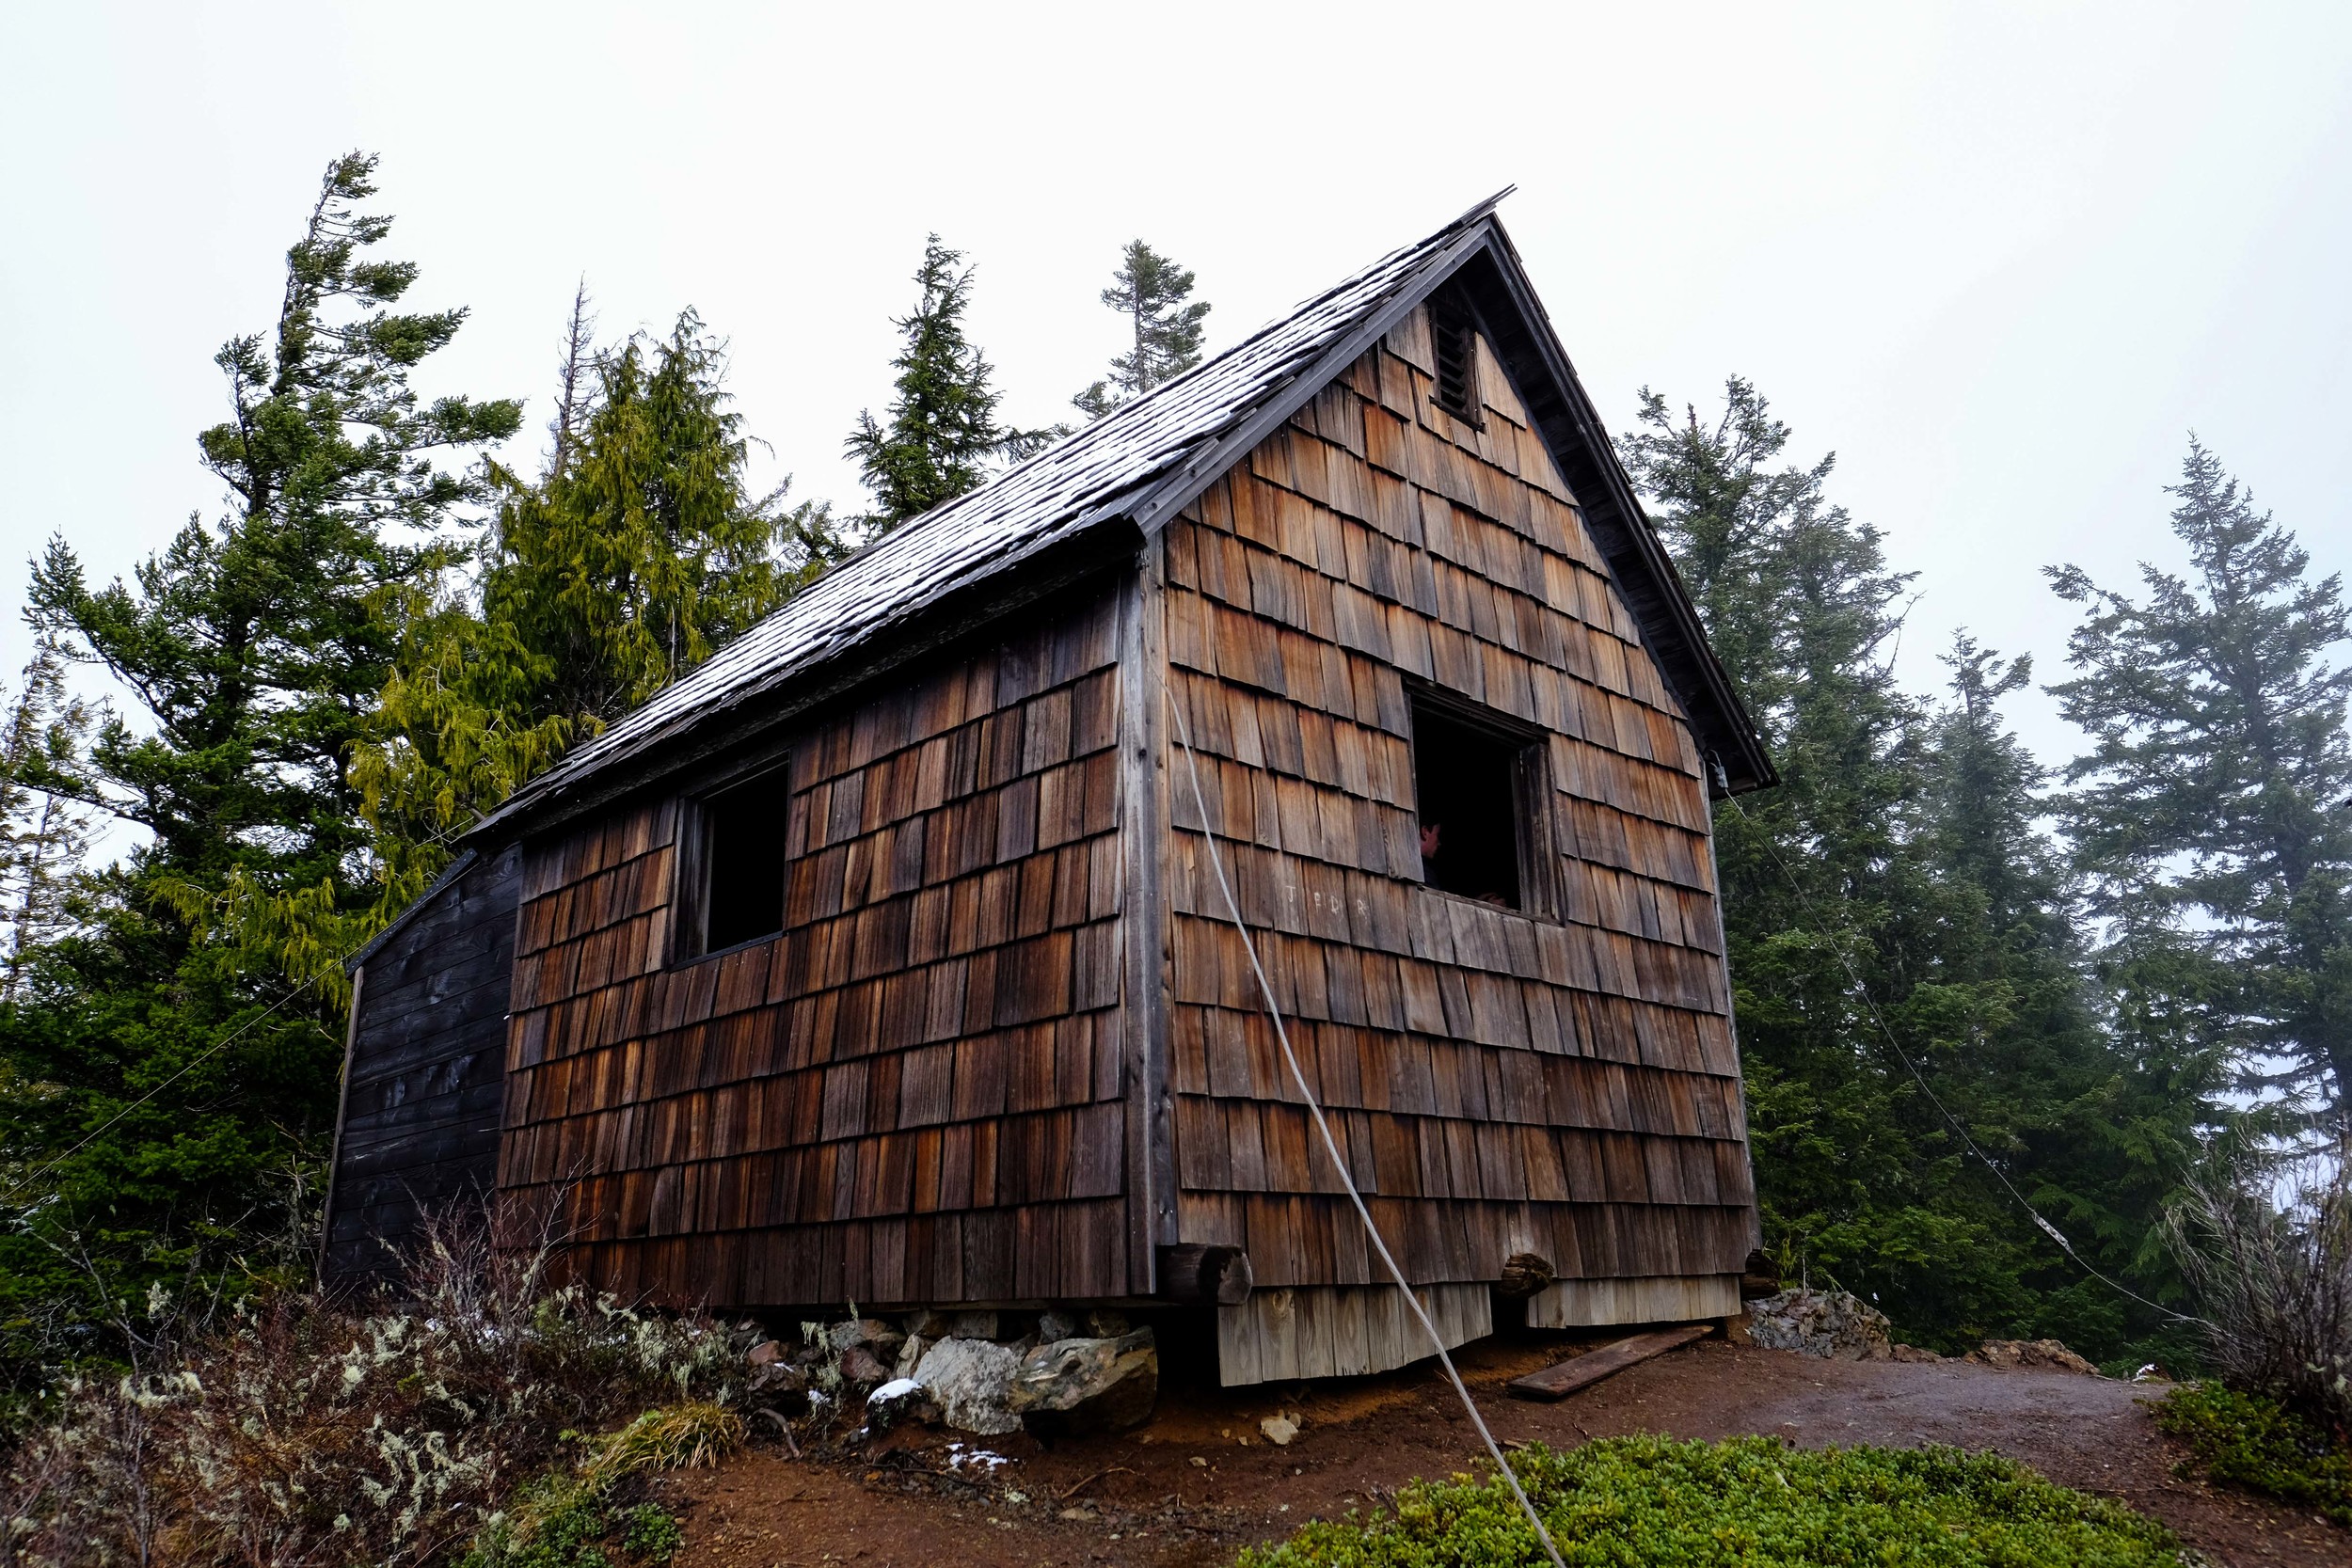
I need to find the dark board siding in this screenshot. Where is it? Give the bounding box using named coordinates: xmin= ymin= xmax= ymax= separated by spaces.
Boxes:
xmin=324 ymin=843 xmax=522 ymax=1283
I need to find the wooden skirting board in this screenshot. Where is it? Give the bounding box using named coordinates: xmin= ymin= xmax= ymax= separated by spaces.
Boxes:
xmin=1506 ymin=1323 xmax=1710 ymax=1402
xmin=1524 ymin=1273 xmax=1741 ymax=1328
xmin=1217 ymin=1283 xmax=1493 ymax=1386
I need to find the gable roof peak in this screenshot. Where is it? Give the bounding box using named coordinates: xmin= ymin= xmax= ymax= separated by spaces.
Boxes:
xmin=474 ymin=194 xmax=1769 ymax=841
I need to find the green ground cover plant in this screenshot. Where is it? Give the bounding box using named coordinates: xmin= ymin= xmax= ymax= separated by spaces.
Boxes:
xmin=458 ymin=1402 xmax=740 ymax=1568
xmin=2153 ymin=1381 xmax=2351 ymax=1527
xmin=1240 ymin=1434 xmax=2184 ymax=1567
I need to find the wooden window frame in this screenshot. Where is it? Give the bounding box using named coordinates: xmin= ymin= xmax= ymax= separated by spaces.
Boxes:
xmin=1402 ymin=680 xmax=1560 ymax=922
xmin=669 ymin=754 xmax=793 ymax=966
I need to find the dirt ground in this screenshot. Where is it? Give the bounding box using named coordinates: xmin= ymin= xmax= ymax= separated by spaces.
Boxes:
xmin=663 ymin=1325 xmax=2346 ymax=1568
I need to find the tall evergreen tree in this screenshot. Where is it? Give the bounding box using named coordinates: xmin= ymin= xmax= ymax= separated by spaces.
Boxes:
xmin=1907 ymin=636 xmax=2213 ymax=1352
xmin=2047 ymin=438 xmax=2352 ymax=1132
xmin=1072 ymin=240 xmax=1211 ymax=420
xmin=0 ymin=153 xmax=517 ymax=1394
xmin=846 ymin=236 xmax=1036 ymax=530
xmin=1621 ymin=381 xmax=2210 ymax=1357
xmin=359 ymin=307 xmax=847 ymax=871
xmin=0 ymin=643 xmax=96 ymax=1003
xmin=24 ymin=151 xmax=519 ymax=934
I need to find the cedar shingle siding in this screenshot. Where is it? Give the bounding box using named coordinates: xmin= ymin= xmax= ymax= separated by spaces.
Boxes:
xmin=1162 ymin=311 xmax=1750 ymax=1301
xmin=326 ymin=200 xmax=1771 ymax=1382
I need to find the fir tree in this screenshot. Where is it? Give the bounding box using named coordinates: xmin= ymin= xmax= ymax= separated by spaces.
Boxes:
xmin=0 ymin=153 xmax=517 ymax=1394
xmin=2047 ymin=438 xmax=2352 ymax=1132
xmin=1072 ymin=239 xmax=1211 ymax=420
xmin=358 ymin=307 xmax=848 ymax=869
xmin=846 ymin=236 xmax=1037 ymax=529
xmin=0 ymin=642 xmax=97 ymax=1002
xmin=24 ymin=151 xmax=520 ymax=932
xmin=1621 ymin=381 xmax=2210 ymax=1358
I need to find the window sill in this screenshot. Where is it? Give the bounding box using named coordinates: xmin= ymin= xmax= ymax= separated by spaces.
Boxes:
xmin=669 ymin=928 xmax=783 ymax=971
xmin=1412 ymin=879 xmax=1561 ymax=928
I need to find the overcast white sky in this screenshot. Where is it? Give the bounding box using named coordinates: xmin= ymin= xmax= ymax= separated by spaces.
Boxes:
xmin=3 ymin=2 xmax=2345 ymax=772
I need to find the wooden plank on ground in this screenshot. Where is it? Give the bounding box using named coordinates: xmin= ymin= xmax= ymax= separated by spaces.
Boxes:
xmin=1506 ymin=1323 xmax=1708 ymax=1402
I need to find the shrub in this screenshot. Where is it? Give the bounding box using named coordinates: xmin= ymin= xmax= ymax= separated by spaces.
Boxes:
xmin=1239 ymin=1435 xmax=2184 ymax=1567
xmin=459 ymin=1401 xmax=739 ymax=1568
xmin=2163 ymin=1150 xmax=2351 ymax=1438
xmin=2153 ymin=1380 xmax=2352 ymax=1526
xmin=0 ymin=1209 xmax=739 ymax=1567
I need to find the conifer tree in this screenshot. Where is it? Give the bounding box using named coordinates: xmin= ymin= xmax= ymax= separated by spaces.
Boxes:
xmin=1072 ymin=240 xmax=1211 ymax=420
xmin=2047 ymin=439 xmax=2352 ymax=1132
xmin=1 ymin=153 xmax=519 ymax=1392
xmin=1621 ymin=382 xmax=2211 ymax=1357
xmin=847 ymin=236 xmax=1038 ymax=530
xmin=24 ymin=151 xmax=519 ymax=923
xmin=0 ymin=642 xmax=96 ymax=1002
xmin=359 ymin=307 xmax=846 ymax=867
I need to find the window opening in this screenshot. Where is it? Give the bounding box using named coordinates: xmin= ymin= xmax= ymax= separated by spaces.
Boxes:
xmin=696 ymin=770 xmax=787 ymax=954
xmin=1410 ymin=698 xmax=1529 ymax=911
xmin=1430 ymin=300 xmax=1481 ymax=424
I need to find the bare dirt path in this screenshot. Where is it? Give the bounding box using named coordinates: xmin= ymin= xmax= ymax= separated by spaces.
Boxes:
xmin=664 ymin=1332 xmax=2344 ymax=1568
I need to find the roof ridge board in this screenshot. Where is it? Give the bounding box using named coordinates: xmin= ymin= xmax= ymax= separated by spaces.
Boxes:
xmin=1128 ymin=221 xmax=1498 ymax=537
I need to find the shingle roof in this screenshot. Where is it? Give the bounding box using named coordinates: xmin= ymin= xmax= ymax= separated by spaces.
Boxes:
xmin=475 ymin=195 xmax=1512 ymax=837
xmin=474 ymin=190 xmax=1772 ymax=842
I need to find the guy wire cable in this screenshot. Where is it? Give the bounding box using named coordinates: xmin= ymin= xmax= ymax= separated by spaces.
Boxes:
xmin=1716 ymin=779 xmax=2200 ymax=1326
xmin=1167 ymin=688 xmax=1569 ymax=1568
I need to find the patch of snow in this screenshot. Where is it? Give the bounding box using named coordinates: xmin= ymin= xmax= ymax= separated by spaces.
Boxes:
xmin=944 ymin=1442 xmax=1014 ymax=1473
xmin=867 ymin=1377 xmax=921 ymax=1403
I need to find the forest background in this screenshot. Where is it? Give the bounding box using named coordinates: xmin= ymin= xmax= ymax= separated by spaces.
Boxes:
xmin=2 ymin=2 xmax=2348 ymax=1414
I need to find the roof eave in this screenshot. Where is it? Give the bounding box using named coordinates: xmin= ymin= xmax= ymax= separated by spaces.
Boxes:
xmin=463 ymin=515 xmax=1148 ymax=850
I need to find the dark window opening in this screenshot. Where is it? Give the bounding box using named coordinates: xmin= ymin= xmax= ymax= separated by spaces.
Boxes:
xmin=1410 ymin=699 xmax=1529 ymax=911
xmin=1430 ymin=300 xmax=1481 ymax=424
xmin=697 ymin=772 xmax=787 ymax=954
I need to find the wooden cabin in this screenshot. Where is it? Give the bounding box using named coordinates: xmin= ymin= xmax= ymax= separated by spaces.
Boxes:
xmin=324 ymin=196 xmax=1776 ymax=1385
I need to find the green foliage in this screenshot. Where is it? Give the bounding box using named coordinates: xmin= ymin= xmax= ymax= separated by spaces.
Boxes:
xmin=1240 ymin=1435 xmax=2184 ymax=1567
xmin=0 ymin=152 xmax=517 ymax=1403
xmin=461 ymin=1402 xmax=739 ymax=1568
xmin=2154 ymin=1381 xmax=2352 ymax=1525
xmin=461 ymin=1484 xmax=683 ymax=1568
xmin=1072 ymin=238 xmax=1211 ymax=420
xmin=0 ymin=642 xmax=97 ymax=1002
xmin=2047 ymin=438 xmax=2352 ymax=1132
xmin=1619 ymin=381 xmax=2216 ymax=1360
xmin=5 ymin=1213 xmax=739 ymax=1565
xmin=0 ymin=159 xmax=845 ymax=1418
xmin=357 ymin=298 xmax=847 ymax=873
xmin=846 ymin=235 xmax=1039 ymax=529
xmin=26 ymin=151 xmax=517 ymax=920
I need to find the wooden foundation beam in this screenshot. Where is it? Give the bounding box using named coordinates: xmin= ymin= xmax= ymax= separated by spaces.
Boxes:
xmin=1156 ymin=1243 xmax=1253 ymax=1305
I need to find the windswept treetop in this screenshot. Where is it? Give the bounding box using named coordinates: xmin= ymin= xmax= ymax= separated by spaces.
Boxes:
xmin=27 ymin=149 xmax=521 ymax=903
xmin=1073 ymin=239 xmax=1211 ymax=420
xmin=2047 ymin=439 xmax=2352 ymax=1130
